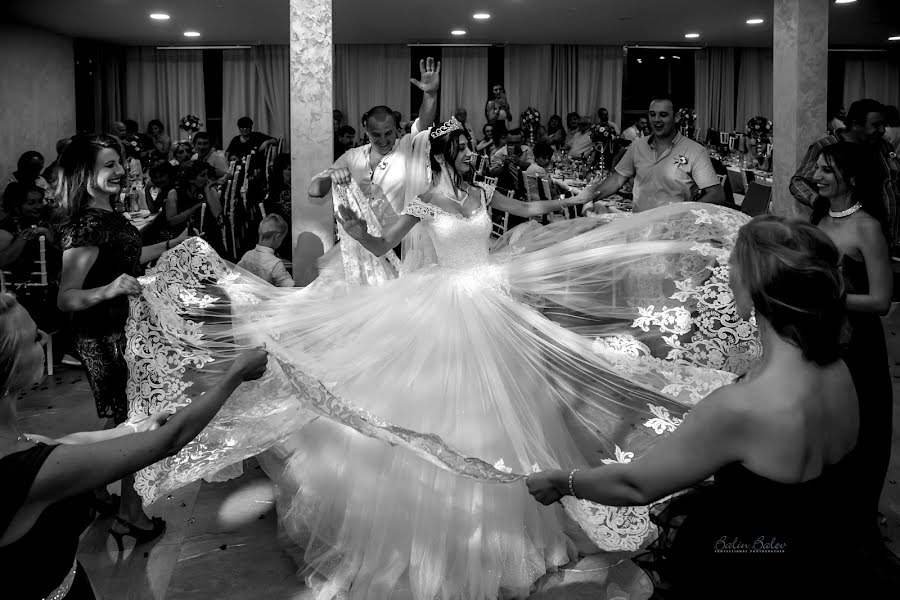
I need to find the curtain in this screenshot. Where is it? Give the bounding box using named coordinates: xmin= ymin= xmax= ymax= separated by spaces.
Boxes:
xmin=92 ymin=43 xmax=126 ymax=135
xmin=576 ymin=46 xmax=625 ymax=127
xmin=504 ymin=45 xmax=553 ymax=129
xmin=843 ymin=54 xmax=900 ymax=109
xmin=441 ymin=47 xmax=489 ymax=138
xmin=334 ymin=44 xmax=409 ymax=131
xmin=222 ymin=45 xmax=290 ymax=151
xmin=735 ymin=49 xmax=773 ymax=132
xmin=694 ymin=48 xmax=736 ymax=136
xmin=124 ymin=48 xmax=206 ymax=144
xmin=550 ymin=45 xmax=578 ymax=120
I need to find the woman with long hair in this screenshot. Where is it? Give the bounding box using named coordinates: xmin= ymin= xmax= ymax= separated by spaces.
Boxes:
xmin=164 ymin=161 xmax=224 ymax=252
xmin=146 ymin=119 xmax=172 ymax=160
xmin=485 ymin=82 xmax=512 ymax=125
xmin=0 ymin=291 xmax=268 ymax=598
xmin=809 ymin=141 xmax=893 ymax=539
xmin=55 ymin=133 xmax=188 ymax=548
xmin=547 ymin=114 xmax=566 ymax=148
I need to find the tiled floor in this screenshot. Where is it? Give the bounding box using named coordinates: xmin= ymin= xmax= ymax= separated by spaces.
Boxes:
xmin=17 ymin=315 xmax=900 ymax=599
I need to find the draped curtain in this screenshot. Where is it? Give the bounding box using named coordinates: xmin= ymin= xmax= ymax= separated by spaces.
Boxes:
xmin=334 ymin=44 xmax=409 ymax=130
xmin=92 ymin=43 xmax=126 ymax=135
xmin=843 ymin=54 xmax=900 ymax=109
xmin=550 ymin=45 xmax=578 ymax=119
xmin=504 ymin=45 xmax=553 ymax=128
xmin=440 ymin=47 xmax=489 ymax=137
xmin=124 ymin=48 xmax=206 ymax=144
xmin=694 ymin=48 xmax=736 ymax=136
xmin=735 ymin=49 xmax=773 ymax=131
xmin=222 ymin=45 xmax=290 ymax=151
xmin=575 ymin=46 xmax=624 ymax=127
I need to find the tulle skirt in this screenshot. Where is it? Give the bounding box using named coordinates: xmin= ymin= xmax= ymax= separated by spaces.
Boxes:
xmin=125 ymin=203 xmax=756 ymax=599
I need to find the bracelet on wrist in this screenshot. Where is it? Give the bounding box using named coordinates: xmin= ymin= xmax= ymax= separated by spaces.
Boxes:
xmin=568 ymin=468 xmax=580 ymax=498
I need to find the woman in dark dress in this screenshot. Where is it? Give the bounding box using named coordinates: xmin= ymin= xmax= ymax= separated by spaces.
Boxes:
xmin=527 ymin=216 xmax=899 ymax=598
xmin=809 ymin=142 xmax=894 ymax=538
xmin=56 ymin=134 xmax=189 ymax=547
xmin=165 ymin=161 xmax=225 ymax=254
xmin=0 ymin=293 xmax=268 ymax=598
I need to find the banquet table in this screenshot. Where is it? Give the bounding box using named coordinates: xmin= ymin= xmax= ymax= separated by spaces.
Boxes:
xmin=726 ymin=166 xmax=773 ymax=195
xmin=126 ymin=211 xmax=161 ymax=231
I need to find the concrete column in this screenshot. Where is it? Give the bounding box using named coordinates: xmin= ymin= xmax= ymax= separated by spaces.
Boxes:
xmin=771 ymin=0 xmax=829 ymax=217
xmin=289 ymin=0 xmax=334 ymax=285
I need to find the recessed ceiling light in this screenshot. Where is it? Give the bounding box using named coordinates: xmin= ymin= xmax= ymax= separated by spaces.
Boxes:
xmin=659 ymin=55 xmax=666 ymax=60
xmin=636 ymin=58 xmax=642 ymax=63
xmin=473 ymin=13 xmax=490 ymax=20
xmin=672 ymin=55 xmax=681 ymax=59
xmin=451 ymin=29 xmax=466 ymax=36
xmin=889 ymin=35 xmax=900 ymax=41
xmin=184 ymin=31 xmax=201 ymax=37
xmin=149 ymin=13 xmax=170 ymax=20
xmin=684 ymin=33 xmax=700 ymax=39
xmin=834 ymin=0 xmax=856 ymax=4
xmin=746 ymin=18 xmax=764 ymax=25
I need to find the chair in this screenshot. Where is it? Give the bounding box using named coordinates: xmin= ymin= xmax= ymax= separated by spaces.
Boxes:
xmin=740 ymin=182 xmax=772 ymax=216
xmin=710 ymin=158 xmax=736 ymax=206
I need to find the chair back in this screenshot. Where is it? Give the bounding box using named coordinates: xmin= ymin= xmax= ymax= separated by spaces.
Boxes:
xmin=741 ymin=182 xmax=772 ymax=216
xmin=710 ymin=158 xmax=736 ymax=205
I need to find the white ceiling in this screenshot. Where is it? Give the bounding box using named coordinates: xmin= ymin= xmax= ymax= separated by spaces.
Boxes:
xmin=4 ymin=0 xmax=899 ymax=47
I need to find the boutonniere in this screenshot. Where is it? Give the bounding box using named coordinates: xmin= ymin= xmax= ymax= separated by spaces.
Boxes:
xmin=891 ymin=151 xmax=897 ymax=160
xmin=674 ymin=155 xmax=688 ymax=167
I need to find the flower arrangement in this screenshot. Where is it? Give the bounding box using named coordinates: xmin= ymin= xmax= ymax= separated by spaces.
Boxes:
xmin=589 ymin=123 xmax=617 ymax=145
xmin=521 ymin=107 xmax=542 ymax=145
xmin=677 ymin=108 xmax=697 ymax=125
xmin=747 ymin=116 xmax=773 ymax=141
xmin=179 ymin=114 xmax=203 ymax=133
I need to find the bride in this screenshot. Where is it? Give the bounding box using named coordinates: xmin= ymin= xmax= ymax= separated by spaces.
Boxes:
xmin=125 ymin=117 xmax=755 ymax=599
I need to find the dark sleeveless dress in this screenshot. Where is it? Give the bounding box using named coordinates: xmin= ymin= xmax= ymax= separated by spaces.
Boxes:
xmin=0 ymin=444 xmax=95 ymax=599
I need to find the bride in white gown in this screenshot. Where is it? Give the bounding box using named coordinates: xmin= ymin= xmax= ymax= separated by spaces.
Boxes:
xmin=124 ymin=117 xmax=756 ymax=599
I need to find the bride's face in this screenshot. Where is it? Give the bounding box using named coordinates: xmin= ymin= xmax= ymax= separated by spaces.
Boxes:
xmin=453 ymin=138 xmax=473 ymax=174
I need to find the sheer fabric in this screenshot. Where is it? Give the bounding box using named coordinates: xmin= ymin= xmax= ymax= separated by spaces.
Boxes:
xmin=124 ymin=201 xmax=755 ymax=599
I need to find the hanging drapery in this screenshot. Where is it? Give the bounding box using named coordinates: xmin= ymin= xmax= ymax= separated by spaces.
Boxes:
xmin=222 ymin=46 xmax=290 ymax=152
xmin=842 ymin=54 xmax=900 ymax=109
xmin=550 ymin=45 xmax=578 ymax=121
xmin=694 ymin=47 xmax=736 ymax=137
xmin=91 ymin=43 xmax=126 ymax=135
xmin=334 ymin=44 xmax=410 ymax=131
xmin=503 ymin=45 xmax=553 ymax=130
xmin=440 ymin=47 xmax=489 ymax=140
xmin=735 ymin=49 xmax=773 ymax=132
xmin=575 ymin=46 xmax=625 ymax=127
xmin=124 ymin=48 xmax=206 ymax=145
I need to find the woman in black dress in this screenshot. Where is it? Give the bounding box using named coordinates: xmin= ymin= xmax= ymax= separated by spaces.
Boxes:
xmin=56 ymin=134 xmax=188 ymax=546
xmin=527 ymin=216 xmax=898 ymax=598
xmin=809 ymin=141 xmax=894 ymax=537
xmin=0 ymin=293 xmax=268 ymax=599
xmin=165 ymin=161 xmax=224 ymax=254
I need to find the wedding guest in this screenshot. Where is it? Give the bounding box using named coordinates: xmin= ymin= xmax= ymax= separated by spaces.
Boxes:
xmin=265 ymin=153 xmax=292 ymax=258
xmin=583 ymin=96 xmax=723 ymax=213
xmin=809 ymin=142 xmax=893 ymax=541
xmin=546 ymin=115 xmax=566 ymax=148
xmin=527 ymin=215 xmax=899 ymax=598
xmin=124 ymin=120 xmax=154 ymax=162
xmin=0 ymin=291 xmax=268 ymax=599
xmin=790 ymin=99 xmax=899 ymax=246
xmin=56 ymin=134 xmax=190 ymax=547
xmin=108 ymin=121 xmax=127 ymax=140
xmin=620 ymin=117 xmax=649 ymax=144
xmin=165 ymin=161 xmax=224 ymax=251
xmin=828 ymin=105 xmax=847 ymax=133
xmin=170 ymin=141 xmax=193 ymax=172
xmin=525 ymin=142 xmax=572 ymax=194
xmin=566 ymin=116 xmax=594 ymax=159
xmin=484 ymin=83 xmax=512 ymax=125
xmin=143 ymin=161 xmax=177 ymax=214
xmin=43 ymin=138 xmax=72 ymax=203
xmin=564 ymin=112 xmax=581 ymax=149
xmin=0 ymin=183 xmax=55 ymax=279
xmin=5 ymin=151 xmax=49 ymax=193
xmin=146 ymin=119 xmax=172 ymax=160
xmin=334 ymin=125 xmax=356 ymax=160
xmin=454 ymin=108 xmax=477 ymax=150
xmin=225 ymin=116 xmax=277 ymax=163
xmin=489 ymin=127 xmax=534 ymax=197
xmin=237 ymin=214 xmax=294 ymax=287
xmin=191 ymin=132 xmax=229 ymax=182
xmin=595 ymin=107 xmax=618 ymax=133
xmin=333 ymin=109 xmax=344 ymax=132
xmin=476 ymin=123 xmax=497 ymax=156
xmin=884 ymin=105 xmax=900 ymax=154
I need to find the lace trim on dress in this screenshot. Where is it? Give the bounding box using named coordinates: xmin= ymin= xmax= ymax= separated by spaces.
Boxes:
xmin=401 ymin=194 xmax=488 ymax=222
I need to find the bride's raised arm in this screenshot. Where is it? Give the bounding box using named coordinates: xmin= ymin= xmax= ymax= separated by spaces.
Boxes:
xmin=337 ymin=204 xmax=419 ymax=257
xmin=488 ymin=179 xmax=599 ymax=219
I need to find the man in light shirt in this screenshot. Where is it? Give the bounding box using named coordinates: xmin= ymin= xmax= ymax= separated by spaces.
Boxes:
xmin=620 ymin=117 xmax=649 ymax=143
xmin=191 ymin=132 xmax=229 ymax=182
xmin=237 ymin=214 xmax=294 ymax=287
xmin=595 ymin=107 xmax=618 ymax=134
xmin=489 ymin=128 xmax=534 ymax=197
xmin=567 ymin=117 xmax=594 ymax=159
xmin=583 ymin=96 xmax=723 ymax=214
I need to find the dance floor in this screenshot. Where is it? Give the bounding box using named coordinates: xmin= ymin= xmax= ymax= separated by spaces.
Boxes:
xmin=18 ymin=315 xmax=900 ymax=599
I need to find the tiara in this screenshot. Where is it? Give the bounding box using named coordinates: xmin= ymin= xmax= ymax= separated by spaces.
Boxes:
xmin=430 ymin=116 xmax=463 ymax=139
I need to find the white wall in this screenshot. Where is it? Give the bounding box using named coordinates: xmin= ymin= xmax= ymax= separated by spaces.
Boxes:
xmin=0 ymin=23 xmax=75 ymax=185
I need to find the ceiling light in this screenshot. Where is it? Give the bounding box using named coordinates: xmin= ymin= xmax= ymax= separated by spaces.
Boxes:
xmin=636 ymin=59 xmax=642 ymax=63
xmin=473 ymin=13 xmax=490 ymax=20
xmin=659 ymin=55 xmax=665 ymax=60
xmin=746 ymin=18 xmax=764 ymax=25
xmin=149 ymin=13 xmax=170 ymax=20
xmin=889 ymin=36 xmax=900 ymax=41
xmin=672 ymin=55 xmax=681 ymax=59
xmin=684 ymin=33 xmax=700 ymax=39
xmin=183 ymin=31 xmax=201 ymax=37
xmin=834 ymin=0 xmax=856 ymax=4
xmin=451 ymin=29 xmax=466 ymax=36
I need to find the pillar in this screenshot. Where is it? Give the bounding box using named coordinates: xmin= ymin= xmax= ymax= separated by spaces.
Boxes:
xmin=771 ymin=0 xmax=829 ymax=217
xmin=289 ymin=0 xmax=334 ymax=285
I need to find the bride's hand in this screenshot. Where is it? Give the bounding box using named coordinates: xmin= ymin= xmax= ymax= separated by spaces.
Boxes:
xmin=336 ymin=204 xmax=368 ymax=240
xmin=525 ymin=470 xmax=566 ymax=505
xmin=411 ymin=56 xmax=441 ymax=95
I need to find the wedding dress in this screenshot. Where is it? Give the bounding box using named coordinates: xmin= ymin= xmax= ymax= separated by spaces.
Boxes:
xmin=124 ymin=197 xmax=756 ymax=599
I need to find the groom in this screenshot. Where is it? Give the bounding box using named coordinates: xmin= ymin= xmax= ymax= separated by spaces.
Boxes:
xmin=308 ymin=57 xmax=441 ymax=244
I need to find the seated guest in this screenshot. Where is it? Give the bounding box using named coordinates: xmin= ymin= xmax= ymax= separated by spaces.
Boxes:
xmin=165 ymin=162 xmax=225 ymax=252
xmin=265 ymin=153 xmax=292 ymax=258
xmin=884 ymin=105 xmax=900 ymax=154
xmin=191 ymin=132 xmax=229 ymax=183
xmin=225 ymin=116 xmax=277 ymax=162
xmin=527 ymin=215 xmax=900 ymax=598
xmin=121 ymin=135 xmax=145 ymax=189
xmin=5 ymin=151 xmax=50 ymax=193
xmin=333 ymin=109 xmax=344 ymax=132
xmin=237 ymin=214 xmax=294 ymax=287
xmin=0 ymin=292 xmax=268 ymax=599
xmin=525 ymin=142 xmax=572 ymax=194
xmin=334 ymin=125 xmax=356 ymax=160
xmin=620 ymin=116 xmax=649 ymax=144
xmin=595 ymin=107 xmax=618 ymax=132
xmin=566 ymin=116 xmax=594 ymax=159
xmin=170 ymin=141 xmax=193 ymax=172
xmin=546 ymin=115 xmax=566 ymax=148
xmin=143 ymin=161 xmax=177 ymax=214
xmin=489 ymin=128 xmax=534 ymax=197
xmin=564 ymin=112 xmax=581 ymax=149
xmin=146 ymin=119 xmax=172 ymax=160
xmin=124 ymin=119 xmax=154 ymax=162
xmin=583 ymin=96 xmax=723 ymax=213
xmin=476 ymin=123 xmax=497 ymax=156
xmin=828 ymin=105 xmax=847 ymax=134
xmin=790 ymin=99 xmax=899 ymax=247
xmin=0 ymin=183 xmax=55 ymax=279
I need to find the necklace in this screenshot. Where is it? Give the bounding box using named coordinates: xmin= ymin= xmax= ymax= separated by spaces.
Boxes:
xmin=828 ymin=202 xmax=862 ymax=218
xmin=438 ymin=185 xmax=469 ymax=206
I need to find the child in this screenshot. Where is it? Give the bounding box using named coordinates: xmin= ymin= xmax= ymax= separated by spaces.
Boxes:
xmin=236 ymin=214 xmax=294 ymax=287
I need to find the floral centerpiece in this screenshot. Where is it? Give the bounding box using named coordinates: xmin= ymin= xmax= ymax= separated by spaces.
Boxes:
xmin=589 ymin=123 xmax=618 ymax=171
xmin=677 ymin=108 xmax=697 ymax=139
xmin=746 ymin=116 xmax=773 ymax=142
xmin=179 ymin=114 xmax=203 ymax=134
xmin=521 ymin=107 xmax=542 ymax=146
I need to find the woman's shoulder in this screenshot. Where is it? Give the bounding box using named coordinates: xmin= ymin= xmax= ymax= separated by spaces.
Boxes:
xmin=58 ymin=209 xmax=112 ymax=249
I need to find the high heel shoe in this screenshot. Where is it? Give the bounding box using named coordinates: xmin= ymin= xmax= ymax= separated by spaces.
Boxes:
xmin=109 ymin=516 xmax=166 ymax=551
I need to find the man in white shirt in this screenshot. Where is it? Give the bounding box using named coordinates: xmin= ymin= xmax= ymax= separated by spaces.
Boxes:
xmin=191 ymin=132 xmax=230 ymax=182
xmin=595 ymin=107 xmax=618 ymax=134
xmin=237 ymin=214 xmax=294 ymax=287
xmin=620 ymin=117 xmax=649 ymax=143
xmin=567 ymin=117 xmax=594 ymax=159
xmin=583 ymin=97 xmax=724 ymax=214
